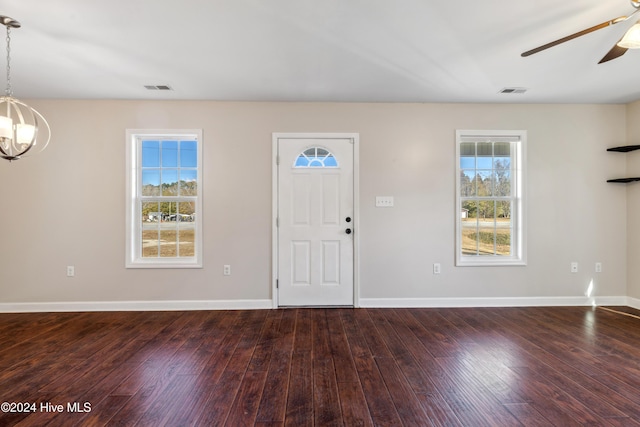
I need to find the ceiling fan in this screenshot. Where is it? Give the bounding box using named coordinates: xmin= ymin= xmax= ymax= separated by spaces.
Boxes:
xmin=522 ymin=0 xmax=640 ymax=63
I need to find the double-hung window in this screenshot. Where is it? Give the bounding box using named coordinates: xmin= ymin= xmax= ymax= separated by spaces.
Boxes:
xmin=456 ymin=130 xmax=526 ymax=266
xmin=126 ymin=129 xmax=203 ymax=268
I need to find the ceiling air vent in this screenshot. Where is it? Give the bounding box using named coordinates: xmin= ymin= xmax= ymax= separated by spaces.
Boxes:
xmin=144 ymin=84 xmax=173 ymax=91
xmin=499 ymin=87 xmax=527 ymax=94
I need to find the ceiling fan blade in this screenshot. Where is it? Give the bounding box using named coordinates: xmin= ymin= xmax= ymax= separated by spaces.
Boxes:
xmin=598 ymin=41 xmax=628 ymax=63
xmin=521 ymin=16 xmax=627 ymax=57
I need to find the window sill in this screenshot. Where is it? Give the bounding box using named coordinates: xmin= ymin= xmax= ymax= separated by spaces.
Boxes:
xmin=456 ymin=257 xmax=526 ymax=267
xmin=126 ymin=259 xmax=203 ymax=269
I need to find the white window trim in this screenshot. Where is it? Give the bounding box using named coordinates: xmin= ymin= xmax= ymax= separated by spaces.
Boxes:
xmin=125 ymin=129 xmax=203 ymax=268
xmin=455 ymin=130 xmax=527 ymax=267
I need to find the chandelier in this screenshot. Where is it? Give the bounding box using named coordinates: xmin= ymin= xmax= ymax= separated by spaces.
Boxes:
xmin=0 ymin=16 xmax=50 ymax=161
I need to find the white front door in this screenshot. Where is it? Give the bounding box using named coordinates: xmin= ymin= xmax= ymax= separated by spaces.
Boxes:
xmin=276 ymin=135 xmax=355 ymax=306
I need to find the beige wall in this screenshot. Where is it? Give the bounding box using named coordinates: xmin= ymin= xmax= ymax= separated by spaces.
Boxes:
xmin=626 ymin=100 xmax=640 ymax=300
xmin=0 ymin=100 xmax=629 ymax=308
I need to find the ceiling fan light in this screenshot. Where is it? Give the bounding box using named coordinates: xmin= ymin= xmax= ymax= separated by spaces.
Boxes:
xmin=618 ymin=23 xmax=640 ymax=48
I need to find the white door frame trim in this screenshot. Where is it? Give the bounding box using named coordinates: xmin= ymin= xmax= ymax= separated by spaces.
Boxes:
xmin=272 ymin=133 xmax=360 ymax=308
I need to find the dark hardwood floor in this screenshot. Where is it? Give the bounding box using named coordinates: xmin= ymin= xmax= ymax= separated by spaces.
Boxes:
xmin=1 ymin=306 xmax=640 ymax=426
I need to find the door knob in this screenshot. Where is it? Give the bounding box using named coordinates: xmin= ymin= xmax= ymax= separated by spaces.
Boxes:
xmin=346 ymin=228 xmax=352 ymax=234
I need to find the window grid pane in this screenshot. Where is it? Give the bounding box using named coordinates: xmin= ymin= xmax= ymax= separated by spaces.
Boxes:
xmin=136 ymin=136 xmax=199 ymax=262
xmin=457 ymin=132 xmax=523 ymax=264
xmin=139 ymin=199 xmax=197 ymax=259
xmin=294 ymin=146 xmax=339 ymax=168
xmin=141 ymin=139 xmax=199 ymax=198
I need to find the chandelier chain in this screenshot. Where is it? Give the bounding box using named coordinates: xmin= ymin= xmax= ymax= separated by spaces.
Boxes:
xmin=5 ymin=25 xmax=10 ymax=96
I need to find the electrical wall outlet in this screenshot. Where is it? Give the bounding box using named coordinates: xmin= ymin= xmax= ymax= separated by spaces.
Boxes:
xmin=433 ymin=263 xmax=441 ymax=274
xmin=570 ymin=262 xmax=578 ymax=273
xmin=595 ymin=262 xmax=602 ymax=273
xmin=67 ymin=266 xmax=75 ymax=277
xmin=223 ymin=265 xmax=231 ymax=276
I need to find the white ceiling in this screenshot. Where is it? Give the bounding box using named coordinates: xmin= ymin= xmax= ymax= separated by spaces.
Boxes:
xmin=3 ymin=0 xmax=640 ymax=104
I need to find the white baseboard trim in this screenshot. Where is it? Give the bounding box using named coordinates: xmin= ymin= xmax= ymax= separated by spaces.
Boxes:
xmin=358 ymin=296 xmax=630 ymax=308
xmin=0 ymin=299 xmax=274 ymax=313
xmin=627 ymin=297 xmax=640 ymax=310
xmin=0 ymin=296 xmax=634 ymax=313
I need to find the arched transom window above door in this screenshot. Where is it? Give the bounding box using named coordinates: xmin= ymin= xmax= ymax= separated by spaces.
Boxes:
xmin=294 ymin=147 xmax=338 ymax=168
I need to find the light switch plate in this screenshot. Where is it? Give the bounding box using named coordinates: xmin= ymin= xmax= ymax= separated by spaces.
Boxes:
xmin=376 ymin=196 xmax=394 ymax=207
